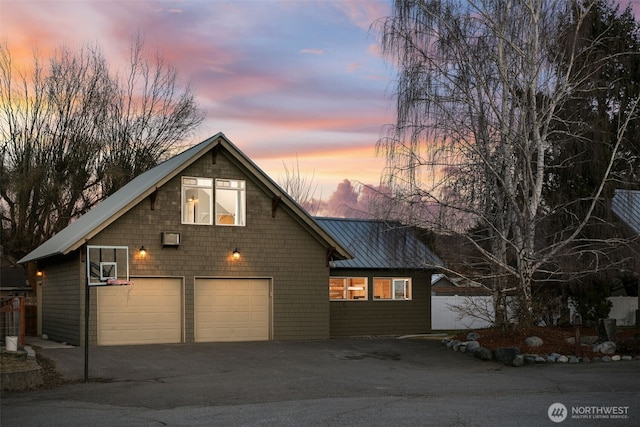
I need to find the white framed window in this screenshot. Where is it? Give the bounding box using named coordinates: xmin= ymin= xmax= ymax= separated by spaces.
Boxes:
xmin=182 ymin=177 xmax=213 ymax=225
xmin=215 ymin=179 xmax=246 ymax=226
xmin=329 ymin=277 xmax=368 ymax=300
xmin=373 ymin=278 xmax=412 ymax=300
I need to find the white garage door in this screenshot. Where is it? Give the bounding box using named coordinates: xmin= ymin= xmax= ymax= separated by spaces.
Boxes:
xmin=195 ymin=278 xmax=271 ymax=342
xmin=97 ymin=278 xmax=183 ymax=345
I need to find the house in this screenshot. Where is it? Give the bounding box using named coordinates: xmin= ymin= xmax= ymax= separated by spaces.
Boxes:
xmin=611 ymin=189 xmax=640 ymax=325
xmin=18 ymin=133 xmax=352 ymax=346
xmin=0 ymin=266 xmax=32 ymax=298
xmin=316 ymin=218 xmax=443 ymax=336
xmin=612 ymin=189 xmax=640 ymax=235
xmin=430 ymin=273 xmax=491 ymax=296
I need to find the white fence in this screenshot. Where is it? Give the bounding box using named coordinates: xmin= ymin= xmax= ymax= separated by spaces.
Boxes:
xmin=432 ymin=296 xmax=494 ymax=330
xmin=432 ymin=295 xmax=638 ymax=330
xmin=608 ymin=296 xmax=638 ymax=327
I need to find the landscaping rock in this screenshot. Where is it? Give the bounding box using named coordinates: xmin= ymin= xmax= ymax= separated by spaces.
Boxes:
xmin=474 ymin=347 xmax=492 ymax=361
xmin=611 ymin=355 xmax=621 ymax=361
xmin=601 ymin=356 xmax=612 ymax=362
xmin=466 ymin=332 xmax=481 ymax=341
xmin=582 ymin=357 xmax=590 ymax=363
xmin=494 ymin=347 xmax=521 ymax=366
xmin=547 ymin=354 xmax=557 ymax=363
xmin=622 ymin=356 xmax=632 ymax=361
xmin=525 ymin=336 xmax=543 ymax=347
xmin=512 ymin=355 xmax=525 ymax=367
xmin=581 ymin=335 xmax=599 ymax=344
xmin=535 ymin=356 xmax=546 ymax=363
xmin=593 ymin=341 xmax=616 ymax=355
xmin=466 ymin=341 xmax=480 ymax=352
xmin=568 ymin=356 xmax=579 ymax=363
xmin=557 ymin=355 xmax=569 ymax=363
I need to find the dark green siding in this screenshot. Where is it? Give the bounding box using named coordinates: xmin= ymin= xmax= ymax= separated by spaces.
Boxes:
xmin=330 ymin=268 xmax=432 ymax=336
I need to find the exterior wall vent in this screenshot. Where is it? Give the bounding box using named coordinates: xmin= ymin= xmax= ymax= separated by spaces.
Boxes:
xmin=162 ymin=231 xmax=180 ymax=246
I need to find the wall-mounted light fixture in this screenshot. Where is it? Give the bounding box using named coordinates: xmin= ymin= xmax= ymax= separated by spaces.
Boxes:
xmin=232 ymin=248 xmax=240 ymax=260
xmin=139 ymin=246 xmax=147 ymax=259
xmin=36 ymin=270 xmax=44 ymax=277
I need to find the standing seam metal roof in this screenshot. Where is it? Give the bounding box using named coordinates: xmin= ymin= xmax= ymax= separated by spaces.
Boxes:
xmin=315 ymin=217 xmax=443 ymax=270
xmin=612 ymin=189 xmax=640 ymax=235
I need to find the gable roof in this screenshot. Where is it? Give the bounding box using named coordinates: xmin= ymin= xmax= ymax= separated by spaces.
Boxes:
xmin=316 ymin=217 xmax=443 ymax=270
xmin=612 ymin=189 xmax=640 ymax=235
xmin=19 ymin=133 xmax=351 ymax=264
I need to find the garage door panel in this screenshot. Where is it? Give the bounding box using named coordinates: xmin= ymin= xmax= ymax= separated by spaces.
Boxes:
xmin=195 ymin=279 xmax=270 ymax=342
xmin=98 ymin=278 xmax=183 ymax=345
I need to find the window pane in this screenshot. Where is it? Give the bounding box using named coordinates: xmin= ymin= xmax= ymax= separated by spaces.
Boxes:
xmin=348 ymin=278 xmax=367 ymax=300
xmin=374 ymin=278 xmax=391 ymax=299
xmin=182 ymin=177 xmax=213 ymax=225
xmin=216 ymin=179 xmax=246 ymax=226
xmin=393 ymin=279 xmax=411 ymax=300
xmin=329 ymin=278 xmax=346 ymax=300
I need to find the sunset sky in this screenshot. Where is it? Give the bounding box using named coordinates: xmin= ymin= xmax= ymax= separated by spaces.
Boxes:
xmin=2 ymin=0 xmax=639 ymax=202
xmin=1 ymin=0 xmax=394 ymax=201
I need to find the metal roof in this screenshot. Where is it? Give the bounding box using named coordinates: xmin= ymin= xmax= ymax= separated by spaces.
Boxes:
xmin=19 ymin=133 xmax=351 ymax=264
xmin=316 ymin=217 xmax=444 ymax=270
xmin=612 ymin=189 xmax=640 ymax=235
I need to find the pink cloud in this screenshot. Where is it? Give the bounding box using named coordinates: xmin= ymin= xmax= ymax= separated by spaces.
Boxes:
xmin=301 ymin=48 xmax=324 ymax=55
xmin=333 ymin=0 xmax=391 ymax=31
xmin=1 ymin=0 xmax=394 ymax=209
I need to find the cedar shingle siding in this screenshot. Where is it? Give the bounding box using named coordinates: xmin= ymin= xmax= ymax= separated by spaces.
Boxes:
xmin=36 ymin=145 xmax=331 ymax=345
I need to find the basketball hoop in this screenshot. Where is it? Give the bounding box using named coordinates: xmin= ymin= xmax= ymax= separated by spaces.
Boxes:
xmin=106 ymin=278 xmax=133 ymax=286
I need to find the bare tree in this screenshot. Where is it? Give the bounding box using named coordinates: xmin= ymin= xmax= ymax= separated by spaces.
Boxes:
xmin=278 ymin=155 xmax=324 ymax=215
xmin=98 ymin=35 xmax=204 ymax=195
xmin=0 ymin=38 xmax=204 ymax=260
xmin=377 ymin=0 xmax=640 ymax=327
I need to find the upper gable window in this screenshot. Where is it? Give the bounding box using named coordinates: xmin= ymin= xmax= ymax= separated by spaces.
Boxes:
xmin=182 ymin=177 xmax=213 ymax=225
xmin=215 ymin=179 xmax=246 ymax=226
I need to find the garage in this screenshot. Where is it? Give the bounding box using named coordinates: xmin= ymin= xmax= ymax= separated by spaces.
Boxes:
xmin=97 ymin=277 xmax=183 ymax=345
xmin=195 ymin=278 xmax=271 ymax=342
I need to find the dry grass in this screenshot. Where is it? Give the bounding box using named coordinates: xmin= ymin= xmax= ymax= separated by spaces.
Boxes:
xmin=0 ymin=351 xmax=34 ymax=372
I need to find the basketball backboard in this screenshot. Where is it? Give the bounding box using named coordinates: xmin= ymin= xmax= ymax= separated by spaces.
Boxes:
xmin=86 ymin=245 xmax=129 ymax=286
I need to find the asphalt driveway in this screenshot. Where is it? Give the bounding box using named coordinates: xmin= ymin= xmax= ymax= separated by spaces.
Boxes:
xmin=2 ymin=338 xmax=639 ymax=426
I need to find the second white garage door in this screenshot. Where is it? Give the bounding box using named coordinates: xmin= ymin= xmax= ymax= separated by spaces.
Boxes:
xmin=195 ymin=278 xmax=271 ymax=342
xmin=97 ymin=277 xmax=183 ymax=345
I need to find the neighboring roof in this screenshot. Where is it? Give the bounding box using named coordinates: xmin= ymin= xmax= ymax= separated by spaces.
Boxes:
xmin=430 ymin=273 xmax=490 ymax=296
xmin=0 ymin=266 xmax=29 ymax=290
xmin=612 ymin=189 xmax=640 ymax=234
xmin=19 ymin=133 xmax=351 ymax=264
xmin=316 ymin=217 xmax=443 ymax=270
